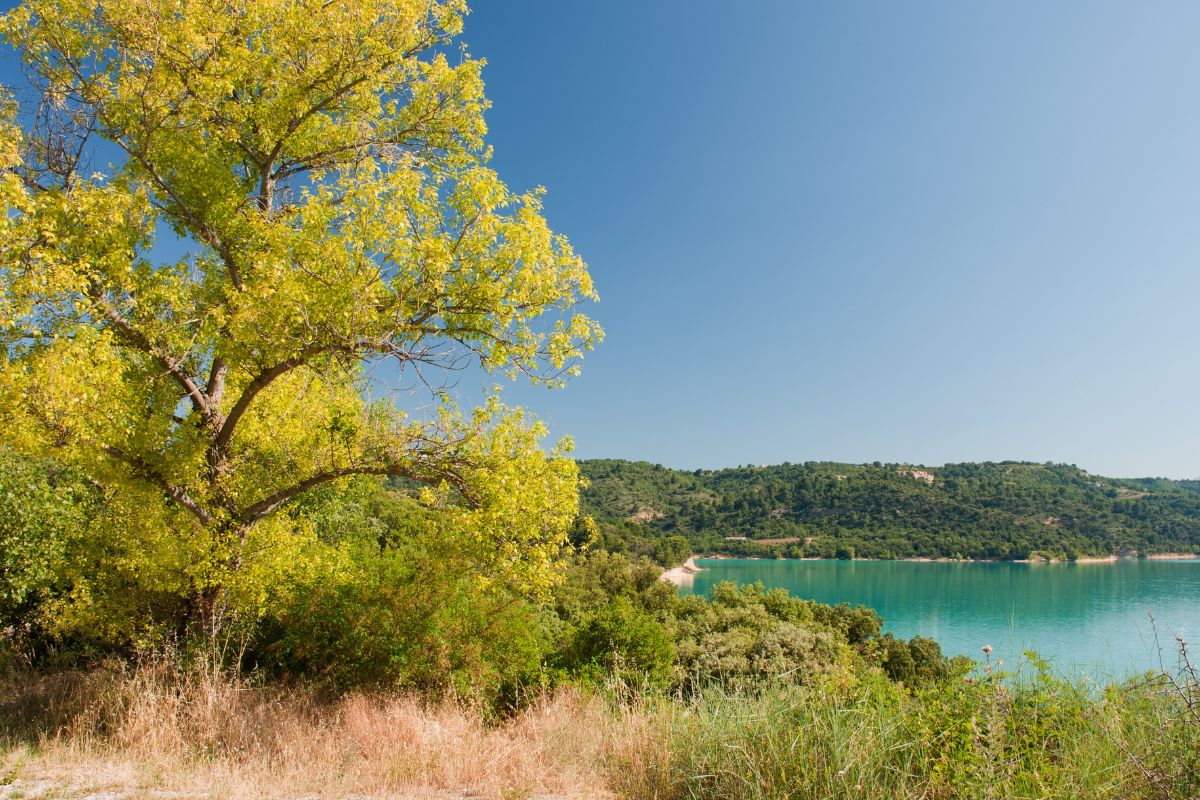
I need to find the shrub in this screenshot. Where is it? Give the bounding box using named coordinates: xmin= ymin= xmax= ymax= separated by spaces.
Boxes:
xmin=880 ymin=634 xmax=953 ymax=687
xmin=252 ymin=538 xmax=546 ymax=699
xmin=0 ymin=448 xmax=96 ymax=637
xmin=654 ymin=535 xmax=691 ymax=568
xmin=672 ymin=582 xmax=846 ymax=692
xmin=558 ymin=597 xmax=675 ymax=688
xmin=812 ymin=601 xmax=882 ymax=645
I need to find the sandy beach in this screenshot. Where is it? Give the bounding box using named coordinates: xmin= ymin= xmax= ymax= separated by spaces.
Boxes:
xmin=660 ymin=556 xmax=703 ymax=585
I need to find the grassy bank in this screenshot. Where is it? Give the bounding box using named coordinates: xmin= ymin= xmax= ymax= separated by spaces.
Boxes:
xmin=2 ymin=653 xmax=1197 ymax=800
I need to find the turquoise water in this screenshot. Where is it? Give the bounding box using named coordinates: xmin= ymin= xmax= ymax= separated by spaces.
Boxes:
xmin=679 ymin=558 xmax=1200 ymax=678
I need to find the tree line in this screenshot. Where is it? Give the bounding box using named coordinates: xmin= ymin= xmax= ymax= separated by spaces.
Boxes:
xmin=579 ymin=459 xmax=1200 ymax=562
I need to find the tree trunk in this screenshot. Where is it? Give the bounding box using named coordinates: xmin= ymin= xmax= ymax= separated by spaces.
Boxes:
xmin=184 ymin=584 xmax=224 ymax=640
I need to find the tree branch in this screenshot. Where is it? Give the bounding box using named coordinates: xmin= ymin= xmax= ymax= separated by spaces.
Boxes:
xmin=42 ymin=48 xmax=246 ymax=291
xmin=209 ymin=344 xmax=339 ymax=469
xmin=88 ymin=288 xmax=212 ymax=420
xmin=103 ymin=445 xmax=213 ymax=524
xmin=207 ymin=357 xmax=227 ymax=408
xmin=236 ymin=462 xmax=467 ymax=528
xmin=117 ymin=140 xmax=245 ymax=290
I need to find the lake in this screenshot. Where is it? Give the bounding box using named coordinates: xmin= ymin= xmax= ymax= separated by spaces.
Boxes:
xmin=679 ymin=558 xmax=1200 ymax=678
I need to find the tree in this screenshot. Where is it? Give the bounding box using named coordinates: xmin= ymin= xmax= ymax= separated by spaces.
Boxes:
xmin=0 ymin=0 xmax=600 ymax=638
xmin=653 ymin=535 xmax=690 ymax=568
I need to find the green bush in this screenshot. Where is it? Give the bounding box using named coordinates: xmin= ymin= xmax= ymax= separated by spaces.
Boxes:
xmin=880 ymin=634 xmax=954 ymax=687
xmin=0 ymin=448 xmax=96 ymax=633
xmin=811 ymin=601 xmax=882 ymax=645
xmin=557 ymin=597 xmax=675 ymax=687
xmin=253 ymin=539 xmax=546 ymax=699
xmin=551 ymin=550 xmax=675 ymax=621
xmin=654 ymin=535 xmax=691 ymax=568
xmin=672 ymin=582 xmax=846 ymax=691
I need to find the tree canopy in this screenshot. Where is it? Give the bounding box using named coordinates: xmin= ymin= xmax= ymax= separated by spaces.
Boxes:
xmin=0 ymin=0 xmax=599 ymax=635
xmin=579 ymin=459 xmax=1200 ymax=562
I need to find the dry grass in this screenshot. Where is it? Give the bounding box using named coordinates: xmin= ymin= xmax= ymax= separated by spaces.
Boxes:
xmin=7 ymin=655 xmax=1194 ymax=800
xmin=0 ymin=659 xmax=666 ymax=800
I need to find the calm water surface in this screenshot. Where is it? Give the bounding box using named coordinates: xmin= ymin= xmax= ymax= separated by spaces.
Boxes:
xmin=680 ymin=558 xmax=1200 ymax=678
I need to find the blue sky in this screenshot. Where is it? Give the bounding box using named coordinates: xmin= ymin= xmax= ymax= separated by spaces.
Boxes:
xmin=2 ymin=1 xmax=1198 ymax=478
xmin=461 ymin=1 xmax=1200 ymax=478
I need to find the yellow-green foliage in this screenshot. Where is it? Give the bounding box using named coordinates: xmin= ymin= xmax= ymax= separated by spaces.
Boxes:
xmin=250 ymin=527 xmax=549 ymax=697
xmin=0 ymin=0 xmax=599 ymax=641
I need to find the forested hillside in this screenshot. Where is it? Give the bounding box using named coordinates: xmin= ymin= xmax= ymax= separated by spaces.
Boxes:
xmin=579 ymin=460 xmax=1200 ymax=561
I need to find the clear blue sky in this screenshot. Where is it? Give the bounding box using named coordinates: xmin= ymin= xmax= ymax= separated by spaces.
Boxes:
xmin=3 ymin=1 xmax=1198 ymax=478
xmin=461 ymin=0 xmax=1200 ymax=479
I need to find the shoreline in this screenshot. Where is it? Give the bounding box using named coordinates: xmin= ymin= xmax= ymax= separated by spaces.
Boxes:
xmin=659 ymin=555 xmax=703 ymax=585
xmin=682 ymin=552 xmax=1198 ymax=565
xmin=661 ymin=551 xmax=1199 ymax=582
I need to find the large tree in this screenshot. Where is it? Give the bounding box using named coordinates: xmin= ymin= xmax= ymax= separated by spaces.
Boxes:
xmin=0 ymin=0 xmax=600 ymax=635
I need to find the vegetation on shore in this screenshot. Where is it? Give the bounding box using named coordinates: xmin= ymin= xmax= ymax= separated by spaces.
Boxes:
xmin=4 ymin=446 xmax=1200 ymax=799
xmin=579 ymin=459 xmax=1200 ymax=563
xmin=1 ymin=446 xmax=952 ymax=699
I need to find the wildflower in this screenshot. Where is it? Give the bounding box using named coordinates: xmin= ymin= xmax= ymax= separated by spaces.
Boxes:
xmin=981 ymin=645 xmax=993 ymax=654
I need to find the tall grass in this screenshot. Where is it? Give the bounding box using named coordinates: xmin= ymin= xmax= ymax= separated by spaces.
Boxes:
xmin=1 ymin=652 xmax=1196 ymax=799
xmin=1 ymin=654 xmax=628 ymax=798
xmin=620 ymin=651 xmax=1200 ymax=800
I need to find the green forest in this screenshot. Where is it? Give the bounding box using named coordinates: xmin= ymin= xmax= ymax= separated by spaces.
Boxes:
xmin=579 ymin=459 xmax=1200 ymax=562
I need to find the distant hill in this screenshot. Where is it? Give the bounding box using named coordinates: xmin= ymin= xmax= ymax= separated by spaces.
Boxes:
xmin=577 ymin=459 xmax=1200 ymax=562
